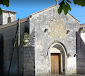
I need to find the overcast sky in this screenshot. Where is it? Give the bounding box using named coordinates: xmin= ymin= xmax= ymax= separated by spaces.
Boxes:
xmin=0 ymin=0 xmax=85 ymax=24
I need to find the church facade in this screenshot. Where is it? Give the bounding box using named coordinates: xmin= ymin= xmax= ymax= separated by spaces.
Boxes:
xmin=0 ymin=4 xmax=85 ymax=76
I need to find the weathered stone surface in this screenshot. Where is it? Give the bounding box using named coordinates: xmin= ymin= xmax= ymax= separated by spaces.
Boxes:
xmin=29 ymin=5 xmax=79 ymax=76
xmin=76 ymin=30 xmax=85 ymax=75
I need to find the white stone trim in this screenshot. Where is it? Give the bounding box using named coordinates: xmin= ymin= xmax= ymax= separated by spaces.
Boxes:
xmin=48 ymin=42 xmax=67 ymax=75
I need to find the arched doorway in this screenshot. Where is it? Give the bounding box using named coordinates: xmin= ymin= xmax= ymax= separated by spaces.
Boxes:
xmin=8 ymin=17 xmax=11 ymax=23
xmin=49 ymin=42 xmax=67 ymax=75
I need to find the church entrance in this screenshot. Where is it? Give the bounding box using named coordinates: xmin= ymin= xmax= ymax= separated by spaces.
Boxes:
xmin=51 ymin=53 xmax=61 ymax=74
xmin=49 ymin=42 xmax=67 ymax=75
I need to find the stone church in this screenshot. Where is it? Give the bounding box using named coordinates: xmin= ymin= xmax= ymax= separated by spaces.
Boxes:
xmin=0 ymin=2 xmax=85 ymax=76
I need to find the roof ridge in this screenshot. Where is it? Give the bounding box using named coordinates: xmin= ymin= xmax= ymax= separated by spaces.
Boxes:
xmin=0 ymin=16 xmax=30 ymax=29
xmin=68 ymin=13 xmax=80 ymax=22
xmin=31 ymin=5 xmax=56 ymax=15
xmin=2 ymin=9 xmax=17 ymax=13
xmin=30 ymin=5 xmax=79 ymax=23
xmin=0 ymin=5 xmax=80 ymax=29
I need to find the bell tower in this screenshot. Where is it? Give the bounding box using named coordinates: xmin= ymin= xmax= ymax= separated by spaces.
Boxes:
xmin=0 ymin=10 xmax=17 ymax=25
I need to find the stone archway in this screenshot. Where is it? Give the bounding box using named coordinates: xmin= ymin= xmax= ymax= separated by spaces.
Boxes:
xmin=49 ymin=42 xmax=67 ymax=75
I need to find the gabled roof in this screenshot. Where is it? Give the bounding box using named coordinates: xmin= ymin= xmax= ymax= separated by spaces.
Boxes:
xmin=2 ymin=9 xmax=17 ymax=13
xmin=31 ymin=5 xmax=56 ymax=16
xmin=0 ymin=16 xmax=30 ymax=30
xmin=0 ymin=5 xmax=80 ymax=30
xmin=68 ymin=13 xmax=79 ymax=23
xmin=30 ymin=5 xmax=79 ymax=22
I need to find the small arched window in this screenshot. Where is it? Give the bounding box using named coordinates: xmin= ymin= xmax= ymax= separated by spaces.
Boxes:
xmin=8 ymin=17 xmax=11 ymax=23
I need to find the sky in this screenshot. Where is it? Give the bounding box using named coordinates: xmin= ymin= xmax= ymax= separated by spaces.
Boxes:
xmin=0 ymin=0 xmax=85 ymax=24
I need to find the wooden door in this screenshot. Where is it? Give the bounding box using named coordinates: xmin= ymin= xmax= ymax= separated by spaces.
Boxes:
xmin=51 ymin=53 xmax=60 ymax=74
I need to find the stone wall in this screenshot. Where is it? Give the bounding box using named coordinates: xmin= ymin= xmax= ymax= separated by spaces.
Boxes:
xmin=0 ymin=21 xmax=32 ymax=76
xmin=23 ymin=22 xmax=35 ymax=76
xmin=0 ymin=17 xmax=35 ymax=76
xmin=0 ymin=24 xmax=18 ymax=76
xmin=30 ymin=5 xmax=79 ymax=75
xmin=66 ymin=57 xmax=76 ymax=75
xmin=76 ymin=29 xmax=85 ymax=75
xmin=23 ymin=46 xmax=35 ymax=76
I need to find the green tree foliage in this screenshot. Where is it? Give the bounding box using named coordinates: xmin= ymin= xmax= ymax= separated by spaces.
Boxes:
xmin=58 ymin=0 xmax=85 ymax=15
xmin=0 ymin=0 xmax=9 ymax=15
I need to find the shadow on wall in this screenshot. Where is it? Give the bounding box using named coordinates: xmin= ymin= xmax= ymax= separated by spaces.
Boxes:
xmin=9 ymin=35 xmax=24 ymax=76
xmin=2 ymin=23 xmax=25 ymax=76
xmin=23 ymin=28 xmax=35 ymax=76
xmin=0 ymin=34 xmax=3 ymax=76
xmin=8 ymin=25 xmax=25 ymax=76
xmin=0 ymin=19 xmax=35 ymax=76
xmin=76 ymin=31 xmax=85 ymax=74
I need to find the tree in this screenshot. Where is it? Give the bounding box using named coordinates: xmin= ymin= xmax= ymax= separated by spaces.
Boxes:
xmin=58 ymin=0 xmax=85 ymax=15
xmin=0 ymin=0 xmax=85 ymax=15
xmin=0 ymin=0 xmax=9 ymax=14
